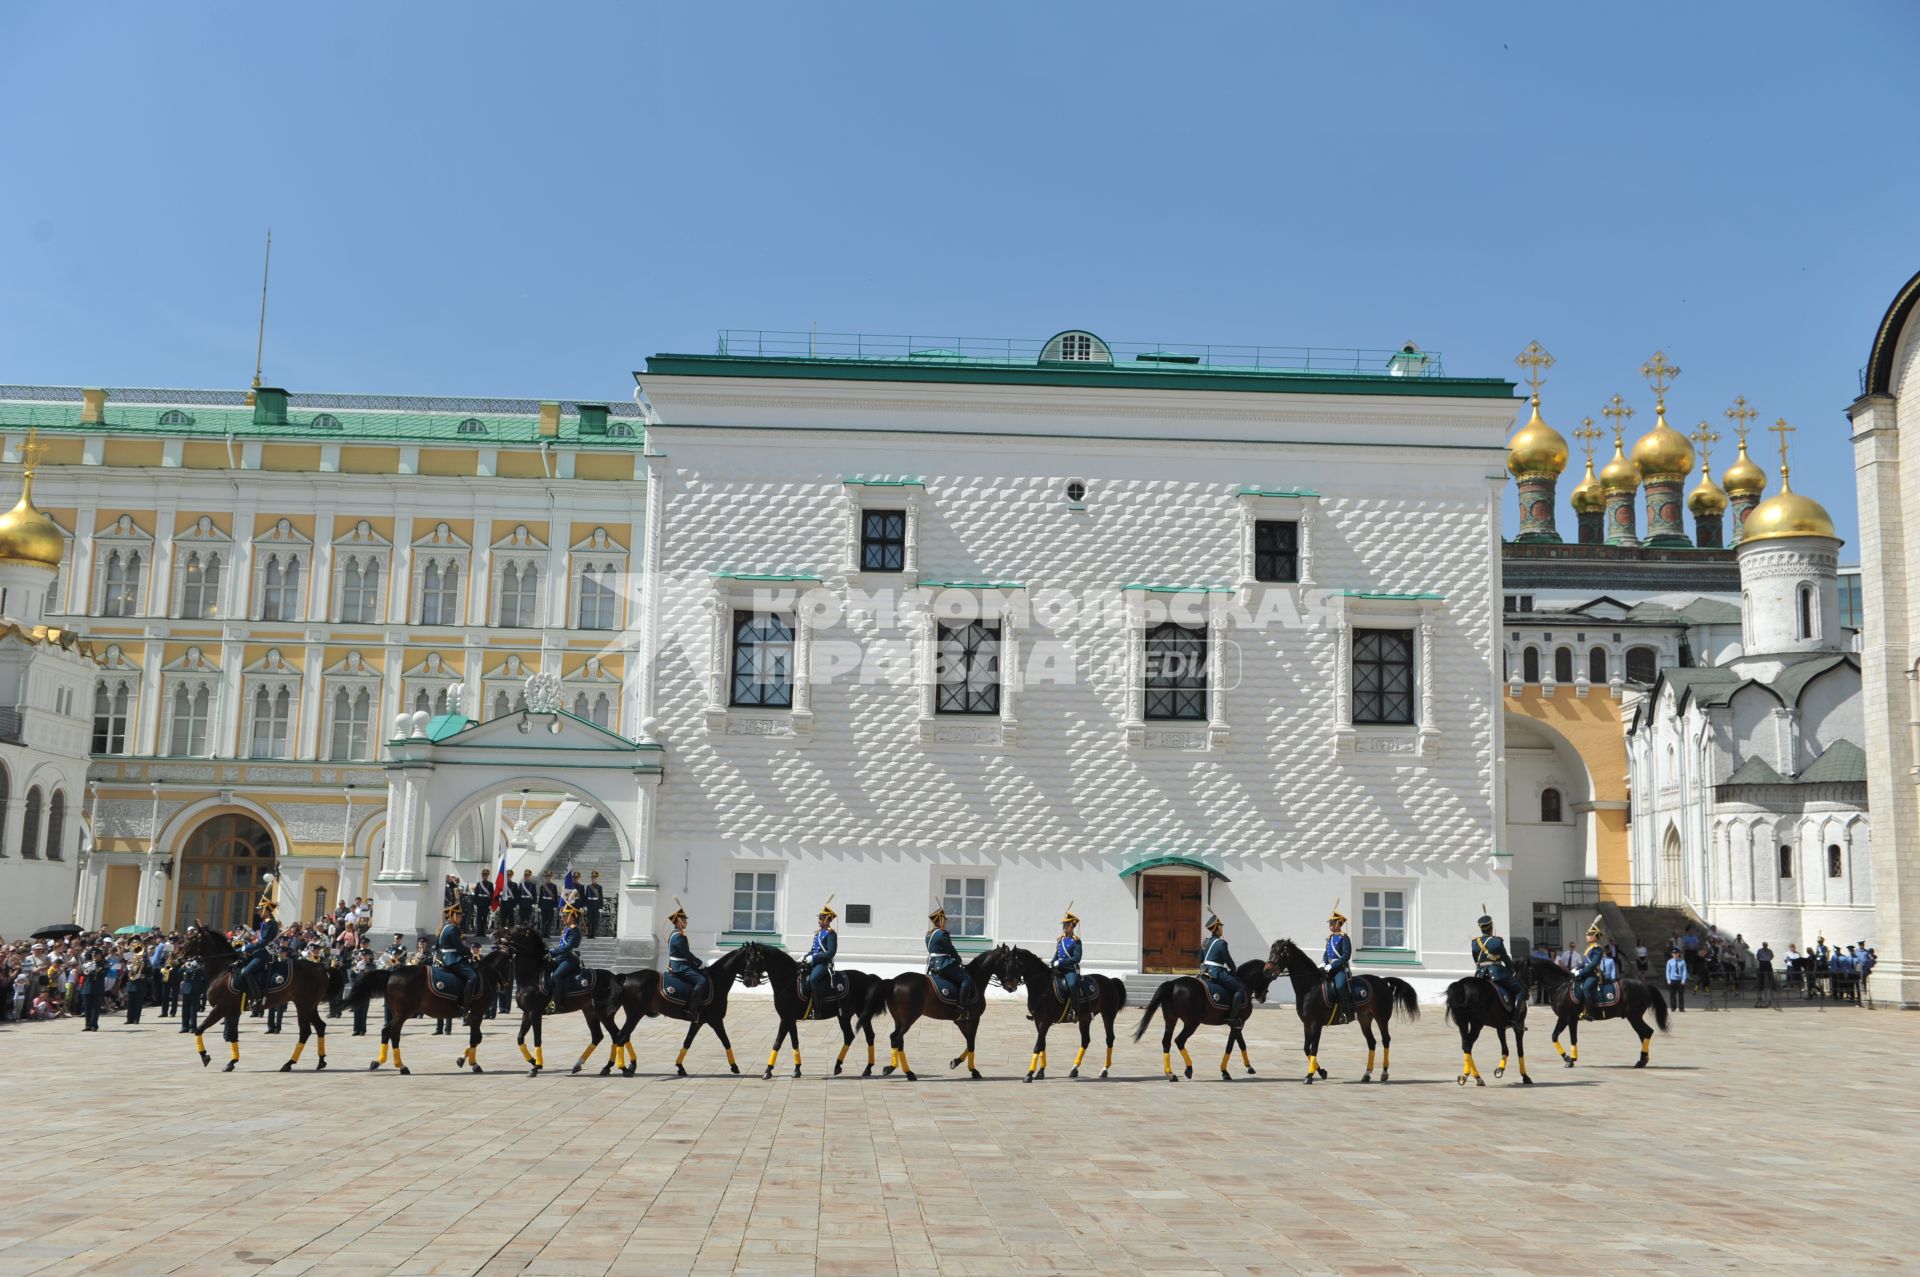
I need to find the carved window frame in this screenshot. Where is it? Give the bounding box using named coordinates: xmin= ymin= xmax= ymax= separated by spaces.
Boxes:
xmin=703 ymin=576 xmax=818 ymax=737
xmin=1121 ymin=589 xmax=1232 ymax=751
xmin=841 ymin=480 xmax=924 ymax=584
xmin=909 ymin=585 xmax=1024 ymax=746
xmin=1335 ymin=596 xmax=1439 ymax=757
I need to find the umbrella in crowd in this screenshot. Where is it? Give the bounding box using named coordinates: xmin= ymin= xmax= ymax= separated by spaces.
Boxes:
xmin=31 ymin=923 xmax=82 ymax=940
xmin=112 ymin=925 xmax=156 ymax=937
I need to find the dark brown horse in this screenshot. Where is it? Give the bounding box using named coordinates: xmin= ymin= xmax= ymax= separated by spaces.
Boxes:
xmin=1130 ymin=958 xmax=1274 ymax=1081
xmin=602 ymin=945 xmax=754 ymax=1076
xmin=983 ymin=944 xmax=1128 ymax=1081
xmin=1531 ymin=957 xmax=1670 ymax=1067
xmin=1266 ymin=939 xmax=1419 ymax=1084
xmin=874 ymin=950 xmax=996 ymax=1080
xmin=498 ymin=925 xmax=618 ymax=1076
xmin=736 ymin=943 xmax=885 ymax=1078
xmin=1444 ymin=973 xmax=1531 ymax=1085
xmin=177 ymin=925 xmax=342 ymax=1073
xmin=366 ymin=946 xmax=512 ymax=1075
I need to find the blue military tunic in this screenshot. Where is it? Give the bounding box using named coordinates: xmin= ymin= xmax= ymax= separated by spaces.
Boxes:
xmin=549 ymin=923 xmax=582 ymax=991
xmin=803 ymin=927 xmax=838 ymax=998
xmin=1053 ymin=935 xmax=1084 ymax=1002
xmin=1575 ymin=941 xmax=1605 ymax=1006
xmin=1200 ymin=933 xmax=1243 ymax=1009
xmin=437 ymin=921 xmax=477 ymax=1000
xmin=1323 ymin=931 xmax=1353 ymax=1006
xmin=667 ymin=930 xmax=708 ymax=1007
xmin=1472 ymin=932 xmax=1523 ymax=1007
xmin=926 ymin=926 xmax=973 ymax=1004
xmin=237 ymin=916 xmax=280 ymax=989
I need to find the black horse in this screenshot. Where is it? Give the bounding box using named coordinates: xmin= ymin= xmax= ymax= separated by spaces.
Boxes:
xmin=984 ymin=944 xmax=1128 ymax=1081
xmin=498 ymin=924 xmax=619 ymax=1076
xmin=736 ymin=944 xmax=885 ymax=1078
xmin=1444 ymin=972 xmax=1532 ymax=1086
xmin=1266 ymin=939 xmax=1419 ymax=1084
xmin=363 ymin=947 xmax=513 ymax=1075
xmin=1130 ymin=959 xmax=1274 ymax=1082
xmin=874 ymin=949 xmax=996 ymax=1080
xmin=603 ymin=945 xmax=754 ymax=1076
xmin=176 ymin=925 xmax=345 ymax=1072
xmin=1531 ymin=957 xmax=1670 ymax=1068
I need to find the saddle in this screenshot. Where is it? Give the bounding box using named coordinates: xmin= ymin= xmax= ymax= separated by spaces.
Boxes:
xmin=796 ymin=970 xmax=847 ymax=1014
xmin=926 ymin=969 xmax=970 ymax=1008
xmin=241 ymin=957 xmax=292 ymax=999
xmin=543 ymin=968 xmax=597 ymax=1003
xmin=661 ymin=970 xmax=714 ymax=1009
xmin=428 ymin=964 xmax=482 ymax=1008
xmin=1318 ymin=976 xmax=1371 ymax=1025
xmin=1587 ymin=980 xmax=1622 ymax=1009
xmin=1478 ymin=969 xmax=1520 ymax=1012
xmin=1051 ymin=973 xmax=1099 ymax=1021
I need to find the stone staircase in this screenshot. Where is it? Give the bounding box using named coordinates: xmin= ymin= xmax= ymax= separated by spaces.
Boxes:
xmin=555 ymin=816 xmax=658 ymax=971
xmin=1602 ymin=902 xmax=1698 ymax=957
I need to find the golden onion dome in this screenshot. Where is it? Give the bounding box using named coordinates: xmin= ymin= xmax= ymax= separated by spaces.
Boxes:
xmin=1740 ymin=471 xmax=1837 ymax=543
xmin=1628 ymin=405 xmax=1695 ymax=479
xmin=1722 ymin=438 xmax=1767 ymax=497
xmin=1687 ymin=468 xmax=1728 ymax=517
xmin=1569 ymin=458 xmax=1605 ymax=513
xmin=1599 ymin=437 xmax=1642 ymax=494
xmin=1506 ymin=396 xmax=1569 ymax=478
xmin=0 ymin=468 xmax=65 ymax=569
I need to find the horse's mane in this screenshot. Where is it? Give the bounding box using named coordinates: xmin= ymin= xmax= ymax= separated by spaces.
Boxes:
xmin=747 ymin=941 xmax=796 ymax=977
xmin=1530 ymin=955 xmax=1572 ymax=988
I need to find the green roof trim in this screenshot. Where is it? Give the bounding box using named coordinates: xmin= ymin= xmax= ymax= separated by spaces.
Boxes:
xmin=920 ymin=580 xmax=1025 ymax=590
xmin=841 ymin=475 xmax=926 ymax=487
xmin=644 ymin=353 xmax=1515 ymax=400
xmin=1117 ymin=853 xmax=1231 ymax=883
xmin=1237 ymin=487 xmax=1321 ymax=499
xmin=1123 ymin=584 xmax=1234 ymax=594
xmin=709 ymin=571 xmax=823 ymax=584
xmin=1798 ymin=740 xmax=1867 ymax=784
xmin=424 ymin=714 xmax=478 ymax=742
xmin=1342 ymin=590 xmax=1445 ymax=600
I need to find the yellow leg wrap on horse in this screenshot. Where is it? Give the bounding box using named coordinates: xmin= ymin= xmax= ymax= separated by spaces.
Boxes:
xmin=1307 ymin=1054 xmax=1318 ymax=1074
xmin=1241 ymin=1048 xmax=1252 ymax=1069
xmin=1178 ymin=1047 xmax=1192 ymax=1068
xmin=316 ymin=1037 xmax=326 ymax=1058
xmin=1499 ymin=1054 xmax=1508 ymax=1072
xmin=725 ymin=1049 xmax=737 ymax=1068
xmin=1518 ymin=1055 xmax=1528 ymax=1076
xmin=967 ymin=1050 xmax=976 ymax=1070
xmin=1105 ymin=1046 xmax=1114 ymax=1069
xmin=392 ymin=1048 xmax=404 ymax=1069
xmin=1028 ymin=1052 xmax=1039 ymax=1074
xmin=468 ymin=1046 xmax=478 ymax=1066
xmin=377 ymin=1043 xmax=389 ymax=1065
xmin=868 ymin=1041 xmax=877 ymax=1065
xmin=769 ymin=1048 xmax=781 ymax=1069
xmin=897 ymin=1048 xmax=911 ymax=1073
xmin=1570 ymin=1044 xmax=1579 ymax=1061
xmin=1073 ymin=1046 xmax=1087 ymax=1068
xmin=290 ymin=1041 xmax=305 ymax=1063
xmin=1461 ymin=1052 xmax=1473 ymax=1075
xmin=1554 ymin=1041 xmax=1567 ymax=1057
xmin=519 ymin=1042 xmax=535 ymax=1063
xmin=535 ymin=1046 xmax=545 ymax=1069
xmin=1641 ymin=1037 xmax=1651 ymax=1054
xmin=1220 ymin=1050 xmax=1231 ymax=1072
xmin=793 ymin=1049 xmax=802 ymax=1068
xmin=1367 ymin=1049 xmax=1377 ymax=1072
xmin=836 ymin=1042 xmax=850 ymax=1064
xmin=890 ymin=1048 xmax=900 ymax=1070
xmin=1162 ymin=1052 xmax=1173 ymax=1074
xmin=1382 ymin=1047 xmax=1389 ymax=1071
xmin=229 ymin=1042 xmax=240 ymax=1063
xmin=1039 ymin=1050 xmax=1046 ymax=1070
xmin=676 ymin=1048 xmax=688 ymax=1067
xmin=579 ymin=1042 xmax=598 ymax=1065
xmin=194 ymin=1033 xmax=206 ymax=1054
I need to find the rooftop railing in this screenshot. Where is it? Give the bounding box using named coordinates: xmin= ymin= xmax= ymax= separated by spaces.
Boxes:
xmin=712 ymin=330 xmax=1447 ymax=378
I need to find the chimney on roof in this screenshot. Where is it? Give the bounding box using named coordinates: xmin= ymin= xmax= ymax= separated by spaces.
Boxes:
xmin=80 ymin=388 xmax=108 ymax=424
xmin=538 ymin=402 xmax=561 ymax=437
xmin=252 ymin=386 xmax=289 ymax=426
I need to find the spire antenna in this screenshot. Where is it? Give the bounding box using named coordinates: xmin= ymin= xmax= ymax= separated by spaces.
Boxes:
xmin=1640 ymin=350 xmax=1681 ymax=412
xmin=1514 ymin=340 xmax=1554 ymax=402
xmin=250 ymin=229 xmax=273 ymax=400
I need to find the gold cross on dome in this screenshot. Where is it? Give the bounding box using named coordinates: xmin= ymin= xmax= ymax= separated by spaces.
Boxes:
xmin=1640 ymin=350 xmax=1681 ymax=409
xmin=1573 ymin=417 xmax=1603 ymax=463
xmin=1725 ymin=395 xmax=1758 ymax=445
xmin=1601 ymin=394 xmax=1635 ymax=444
xmin=1769 ymin=417 xmax=1796 ymax=470
xmin=19 ymin=428 xmax=45 ymax=477
xmin=1514 ymin=341 xmax=1554 ymax=398
xmin=1690 ymin=423 xmax=1720 ymax=472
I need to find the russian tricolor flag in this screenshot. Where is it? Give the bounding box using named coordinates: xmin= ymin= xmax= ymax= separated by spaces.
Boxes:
xmin=493 ymin=857 xmax=508 ymax=909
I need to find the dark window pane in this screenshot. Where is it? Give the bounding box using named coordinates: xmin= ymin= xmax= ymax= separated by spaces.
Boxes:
xmin=1144 ymin=622 xmax=1208 ymax=721
xmin=1254 ymin=520 xmax=1299 ymax=583
xmin=1353 ymin=628 xmax=1415 ymax=725
xmin=935 ymin=620 xmax=1001 ymax=715
xmin=860 ymin=510 xmax=907 ymax=572
xmin=731 ymin=611 xmax=795 ymax=707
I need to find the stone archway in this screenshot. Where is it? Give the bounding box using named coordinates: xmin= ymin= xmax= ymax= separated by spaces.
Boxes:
xmin=1658 ymin=825 xmax=1684 ymax=907
xmin=177 ymin=812 xmax=278 ymax=931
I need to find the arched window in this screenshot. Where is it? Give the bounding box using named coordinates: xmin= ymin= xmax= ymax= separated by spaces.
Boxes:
xmin=1778 ymin=844 xmax=1794 ymax=879
xmin=1798 ymin=585 xmax=1814 ymax=640
xmin=1522 ymin=647 xmax=1541 ymax=684
xmin=177 ymin=813 xmax=276 ymax=931
xmin=91 ymin=679 xmax=130 ymax=754
xmin=158 ymin=409 xmax=194 ymax=427
xmin=179 ymin=550 xmax=222 ymax=619
xmin=1828 ymin=844 xmax=1843 ymax=878
xmin=45 ymin=791 xmax=64 ymax=861
xmin=249 ymin=685 xmax=292 ymax=758
xmin=169 ymin=683 xmax=211 ymax=755
xmin=1540 ymin=788 xmax=1563 ymax=823
xmin=1553 ymin=647 xmax=1574 ymax=684
xmin=102 ymin=549 xmax=142 ymax=617
xmin=1588 ymin=646 xmax=1609 ymax=683
xmin=260 ymin=554 xmax=302 ymax=621
xmin=340 ymin=556 xmax=381 ymax=623
xmin=329 ymin=686 xmax=372 ymax=760
xmin=492 ymin=690 xmax=511 ymax=719
xmin=606 ymin=423 xmax=636 ymax=438
xmin=457 ymin=418 xmax=487 ymax=435
xmin=20 ymin=787 xmax=42 ymax=858
xmin=498 ymin=562 xmax=539 ymax=627
xmin=1625 ymin=646 xmax=1659 ymax=683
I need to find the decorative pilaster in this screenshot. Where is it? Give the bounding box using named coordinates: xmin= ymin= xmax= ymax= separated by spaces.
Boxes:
xmin=1603 ymin=488 xmax=1641 ymax=547
xmin=1642 ymin=475 xmax=1688 ymax=546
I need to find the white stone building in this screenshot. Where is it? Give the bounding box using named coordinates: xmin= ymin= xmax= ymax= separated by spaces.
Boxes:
xmin=624 ymin=331 xmax=1518 ymax=991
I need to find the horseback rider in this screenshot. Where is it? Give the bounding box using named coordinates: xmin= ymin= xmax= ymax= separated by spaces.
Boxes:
xmin=801 ymin=899 xmax=838 ymax=1007
xmin=439 ymin=902 xmax=479 ymax=1007
xmin=547 ymin=900 xmax=584 ymax=1010
xmin=666 ymin=904 xmax=708 ymax=1026
xmin=1471 ymin=906 xmax=1524 ymax=1011
xmin=1053 ymin=908 xmax=1086 ymax=1008
xmin=1573 ymin=918 xmax=1606 ymax=1018
xmin=235 ymin=893 xmax=281 ymax=1001
xmin=926 ymin=905 xmax=974 ymax=1020
xmin=1323 ymin=901 xmax=1355 ymax=1018
xmin=1199 ymin=913 xmax=1246 ymax=1022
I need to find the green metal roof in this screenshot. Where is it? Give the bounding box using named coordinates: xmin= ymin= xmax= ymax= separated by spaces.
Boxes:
xmin=1796 ymin=740 xmax=1867 ymax=784
xmin=0 ymin=387 xmax=647 ymax=447
xmin=1771 ymin=654 xmax=1857 ymax=708
xmin=1117 ymin=853 xmax=1231 ymax=882
xmin=424 ymin=713 xmax=477 ymax=742
xmin=1722 ymin=756 xmax=1787 ymax=785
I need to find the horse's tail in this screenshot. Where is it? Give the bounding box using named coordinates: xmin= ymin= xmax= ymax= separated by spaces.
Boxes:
xmin=1644 ymin=980 xmax=1671 ymax=1032
xmin=860 ymin=971 xmax=891 ymax=1025
xmin=1107 ymin=973 xmax=1129 ymax=1008
xmin=1131 ymin=979 xmax=1171 ymax=1042
xmin=1443 ymin=980 xmax=1465 ymax=1027
xmin=1385 ymin=977 xmax=1421 ymax=1021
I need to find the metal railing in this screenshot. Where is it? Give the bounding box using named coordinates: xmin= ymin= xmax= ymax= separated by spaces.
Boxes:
xmin=713 ymin=330 xmax=1447 ymax=378
xmin=0 ymin=707 xmax=22 ymax=745
xmin=1562 ymin=878 xmax=1658 ymax=907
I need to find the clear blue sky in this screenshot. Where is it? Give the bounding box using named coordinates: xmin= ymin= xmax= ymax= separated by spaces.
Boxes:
xmin=4 ymin=3 xmax=1914 ymax=545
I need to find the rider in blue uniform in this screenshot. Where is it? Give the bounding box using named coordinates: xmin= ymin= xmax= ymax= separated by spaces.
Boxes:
xmin=802 ymin=899 xmax=838 ymax=1008
xmin=1472 ymin=907 xmax=1524 ymax=1011
xmin=666 ymin=904 xmax=708 ymax=1025
xmin=438 ymin=902 xmax=478 ymax=1006
xmin=926 ymin=906 xmax=974 ymax=1021
xmin=235 ymin=894 xmax=281 ymax=1003
xmin=1323 ymin=902 xmax=1355 ymax=1018
xmin=547 ymin=901 xmax=584 ymax=1009
xmin=1199 ymin=913 xmax=1245 ymax=1022
xmin=1053 ymin=908 xmax=1085 ymax=1007
xmin=1574 ymin=918 xmax=1606 ymax=1018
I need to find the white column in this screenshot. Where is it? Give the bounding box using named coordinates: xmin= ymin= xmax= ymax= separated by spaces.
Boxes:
xmin=468 ymin=517 xmax=494 ymax=627
xmin=297 ymin=639 xmax=326 ymax=760
xmin=146 ymin=509 xmax=178 ymax=618
xmin=544 ymin=521 xmax=569 ymax=628
xmin=310 ymin=512 xmax=335 ymax=623
xmin=225 ymin=512 xmax=256 ymax=624
xmin=137 ymin=643 xmax=166 ymax=756
xmin=388 ymin=515 xmax=415 ymax=625
xmin=64 ymin=503 xmax=97 ymax=616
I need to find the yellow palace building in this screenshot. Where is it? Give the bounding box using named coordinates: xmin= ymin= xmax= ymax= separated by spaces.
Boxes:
xmin=0 ymin=384 xmax=648 ymax=937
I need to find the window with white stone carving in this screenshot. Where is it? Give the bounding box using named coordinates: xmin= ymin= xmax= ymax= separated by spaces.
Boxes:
xmin=842 ymin=481 xmax=922 ymax=579
xmin=1144 ymin=622 xmax=1209 ymax=721
xmin=247 ymin=682 xmax=295 ymax=758
xmin=910 ymin=587 xmax=1021 ymax=743
xmin=936 ymin=621 xmax=1001 ymax=715
xmin=496 ymin=561 xmax=539 ymax=627
xmin=1121 ymin=590 xmax=1229 ymax=746
xmin=564 ymin=657 xmax=621 ymax=732
xmin=167 ymin=680 xmax=214 ymax=756
xmin=176 ymin=550 xmax=223 ymax=619
xmin=249 ymin=519 xmax=311 ymax=622
xmin=411 ymin=523 xmax=470 ymax=626
xmin=91 ymin=678 xmax=132 ymax=754
xmin=731 ymin=612 xmax=795 ymax=707
xmin=404 ymin=652 xmax=457 ymax=718
xmin=483 ymin=654 xmax=534 ymax=720
xmin=327 ymin=684 xmax=375 ymax=760
xmin=100 ymin=548 xmax=143 ymax=617
xmin=1334 ymin=598 xmax=1436 ymax=752
xmin=571 ymin=690 xmax=614 ymax=728
xmin=568 ymin=527 xmax=627 ymax=632
xmin=330 ymin=521 xmax=391 ymax=624
xmin=1353 ymin=630 xmax=1415 ymax=725
xmin=1236 ymin=491 xmax=1318 ymax=589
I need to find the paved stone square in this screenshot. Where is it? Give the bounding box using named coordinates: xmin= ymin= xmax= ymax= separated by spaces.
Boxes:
xmin=0 ymin=991 xmax=1912 ymax=1276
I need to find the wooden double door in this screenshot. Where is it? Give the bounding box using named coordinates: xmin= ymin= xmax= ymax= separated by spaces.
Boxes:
xmin=1141 ymin=874 xmax=1203 ymax=973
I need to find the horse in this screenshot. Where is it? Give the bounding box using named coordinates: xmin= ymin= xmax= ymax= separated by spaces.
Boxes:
xmin=983 ymin=944 xmax=1128 ymax=1081
xmin=1443 ymin=971 xmax=1532 ymax=1086
xmin=1265 ymin=939 xmax=1419 ymax=1084
xmin=735 ymin=943 xmax=885 ymax=1078
xmin=1530 ymin=956 xmax=1670 ymax=1068
xmin=497 ymin=924 xmax=619 ymax=1076
xmin=1130 ymin=958 xmax=1274 ymax=1082
xmin=176 ymin=925 xmax=343 ymax=1073
xmin=873 ymin=949 xmax=996 ymax=1080
xmin=366 ymin=946 xmax=513 ymax=1075
xmin=602 ymin=945 xmax=754 ymax=1077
